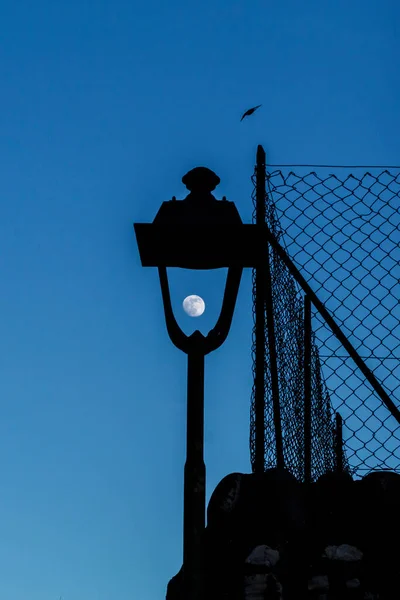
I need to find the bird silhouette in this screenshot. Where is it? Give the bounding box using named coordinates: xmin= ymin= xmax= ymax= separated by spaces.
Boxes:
xmin=240 ymin=104 xmax=262 ymax=121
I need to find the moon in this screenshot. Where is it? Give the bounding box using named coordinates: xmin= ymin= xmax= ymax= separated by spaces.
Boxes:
xmin=183 ymin=295 xmax=205 ymax=317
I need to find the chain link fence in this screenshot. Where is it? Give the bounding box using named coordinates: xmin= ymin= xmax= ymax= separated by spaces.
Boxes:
xmin=250 ymin=164 xmax=400 ymax=480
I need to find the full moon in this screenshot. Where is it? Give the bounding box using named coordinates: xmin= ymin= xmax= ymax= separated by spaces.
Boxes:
xmin=183 ymin=295 xmax=205 ymax=317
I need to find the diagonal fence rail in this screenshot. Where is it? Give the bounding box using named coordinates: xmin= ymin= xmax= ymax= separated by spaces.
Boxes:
xmin=250 ymin=147 xmax=400 ymax=480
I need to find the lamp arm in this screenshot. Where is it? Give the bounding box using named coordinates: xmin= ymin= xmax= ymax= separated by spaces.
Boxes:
xmin=158 ymin=266 xmax=193 ymax=353
xmin=204 ymin=267 xmax=243 ymax=354
xmin=159 ymin=265 xmax=242 ymax=356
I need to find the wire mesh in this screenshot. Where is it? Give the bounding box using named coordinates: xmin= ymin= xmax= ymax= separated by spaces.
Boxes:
xmin=250 ymin=166 xmax=400 ymax=480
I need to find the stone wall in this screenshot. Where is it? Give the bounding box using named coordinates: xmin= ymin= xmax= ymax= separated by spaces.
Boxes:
xmin=166 ymin=469 xmax=400 ymax=599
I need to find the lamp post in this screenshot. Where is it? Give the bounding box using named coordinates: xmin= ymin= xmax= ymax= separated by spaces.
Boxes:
xmin=134 ymin=166 xmax=252 ymax=600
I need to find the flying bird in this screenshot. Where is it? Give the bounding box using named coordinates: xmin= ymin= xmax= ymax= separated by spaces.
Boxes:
xmin=240 ymin=104 xmax=262 ymax=121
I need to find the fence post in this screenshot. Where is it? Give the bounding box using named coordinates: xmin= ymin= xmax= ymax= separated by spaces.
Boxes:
xmin=335 ymin=412 xmax=343 ymax=473
xmin=304 ymin=295 xmax=312 ymax=484
xmin=265 ymin=241 xmax=284 ymax=470
xmin=255 ymin=145 xmax=284 ymax=471
xmin=254 ymin=146 xmax=267 ymax=474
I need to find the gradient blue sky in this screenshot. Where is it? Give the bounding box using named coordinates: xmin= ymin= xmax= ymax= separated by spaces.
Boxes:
xmin=1 ymin=1 xmax=399 ymax=599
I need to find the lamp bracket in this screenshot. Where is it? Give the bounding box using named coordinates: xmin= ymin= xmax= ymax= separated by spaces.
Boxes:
xmin=158 ymin=266 xmax=243 ymax=356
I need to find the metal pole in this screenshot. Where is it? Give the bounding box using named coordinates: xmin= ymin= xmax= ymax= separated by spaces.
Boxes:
xmin=157 ymin=264 xmax=243 ymax=600
xmin=183 ymin=350 xmax=206 ymax=600
xmin=335 ymin=412 xmax=343 ymax=473
xmin=254 ymin=145 xmax=266 ymax=473
xmin=304 ymin=295 xmax=312 ymax=484
xmin=255 ymin=145 xmax=284 ymax=471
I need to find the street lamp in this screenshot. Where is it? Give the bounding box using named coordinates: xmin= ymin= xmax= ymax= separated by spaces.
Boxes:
xmin=134 ymin=166 xmax=249 ymax=600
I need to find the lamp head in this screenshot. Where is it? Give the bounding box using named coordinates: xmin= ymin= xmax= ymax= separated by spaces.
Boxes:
xmin=134 ymin=166 xmax=256 ymax=269
xmin=182 ymin=166 xmax=220 ymax=193
xmin=153 ymin=167 xmax=242 ymax=227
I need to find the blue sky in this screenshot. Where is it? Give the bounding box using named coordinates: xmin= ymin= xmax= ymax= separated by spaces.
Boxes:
xmin=0 ymin=1 xmax=399 ymax=599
